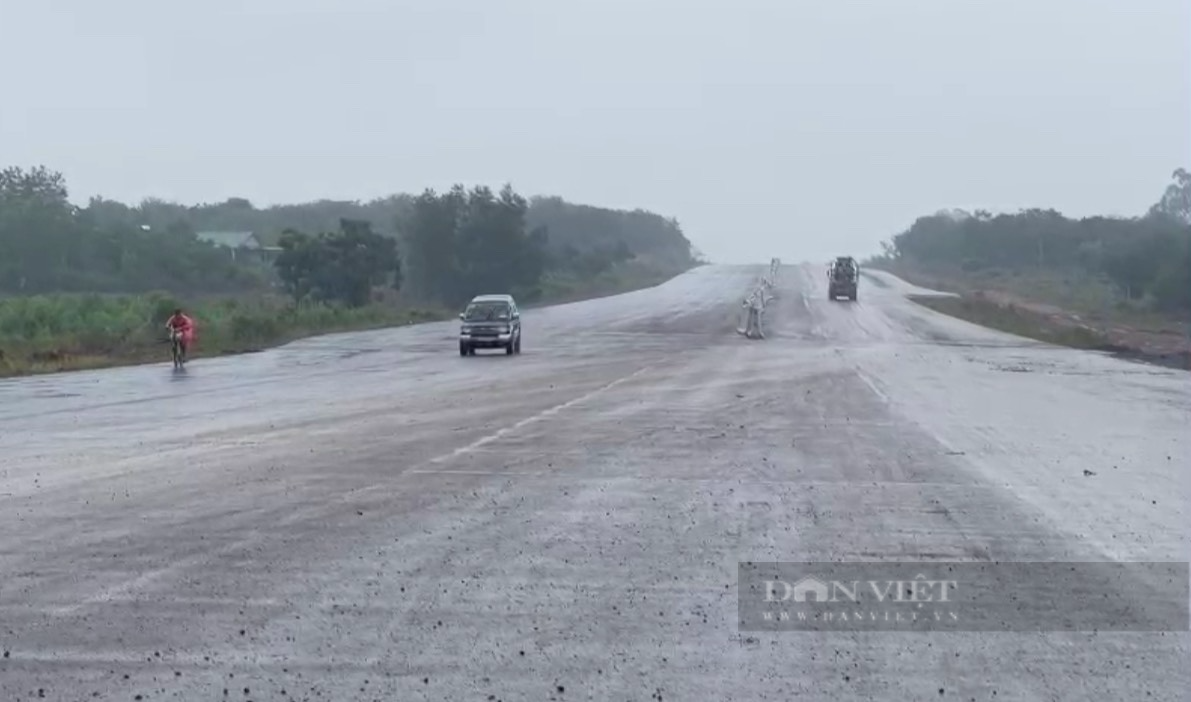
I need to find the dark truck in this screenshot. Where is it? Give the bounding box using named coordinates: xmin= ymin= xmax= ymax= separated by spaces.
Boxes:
xmin=827 ymin=256 xmax=859 ymax=301
xmin=458 ymin=294 xmax=522 ymax=356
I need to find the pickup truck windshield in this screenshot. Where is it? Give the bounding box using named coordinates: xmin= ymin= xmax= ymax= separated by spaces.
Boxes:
xmin=463 ymin=302 xmax=511 ymax=321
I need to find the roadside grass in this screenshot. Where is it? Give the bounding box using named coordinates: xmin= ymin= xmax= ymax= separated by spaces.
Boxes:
xmin=874 ymin=261 xmax=1179 ymax=330
xmin=908 ymin=294 xmax=1115 ymax=350
xmin=533 ymin=260 xmax=693 ymax=307
xmin=0 ymin=261 xmax=692 ymax=378
xmin=0 ymin=293 xmax=448 ymax=378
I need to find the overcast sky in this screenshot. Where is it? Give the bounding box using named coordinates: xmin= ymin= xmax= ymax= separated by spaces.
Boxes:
xmin=2 ymin=0 xmax=1187 ymax=263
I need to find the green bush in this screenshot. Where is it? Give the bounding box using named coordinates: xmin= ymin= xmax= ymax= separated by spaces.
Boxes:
xmin=0 ymin=292 xmax=446 ymax=375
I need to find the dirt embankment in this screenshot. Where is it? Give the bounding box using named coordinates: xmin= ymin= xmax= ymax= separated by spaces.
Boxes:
xmin=880 ymin=264 xmax=1190 ymax=371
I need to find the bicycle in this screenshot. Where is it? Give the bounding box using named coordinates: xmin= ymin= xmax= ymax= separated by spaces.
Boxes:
xmin=169 ymin=329 xmax=186 ymax=369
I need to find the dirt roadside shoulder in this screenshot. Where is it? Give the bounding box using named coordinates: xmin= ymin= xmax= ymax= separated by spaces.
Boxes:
xmin=875 ymin=265 xmax=1190 ymax=371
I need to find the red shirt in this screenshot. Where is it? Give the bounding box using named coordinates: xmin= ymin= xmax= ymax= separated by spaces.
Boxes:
xmin=167 ymin=314 xmax=195 ymax=332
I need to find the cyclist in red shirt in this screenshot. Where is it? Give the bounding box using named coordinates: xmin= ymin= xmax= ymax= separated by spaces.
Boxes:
xmin=165 ymin=308 xmax=196 ymax=361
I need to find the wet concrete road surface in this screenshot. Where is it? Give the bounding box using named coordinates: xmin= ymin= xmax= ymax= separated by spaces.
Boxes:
xmin=1 ymin=264 xmax=1187 ymax=701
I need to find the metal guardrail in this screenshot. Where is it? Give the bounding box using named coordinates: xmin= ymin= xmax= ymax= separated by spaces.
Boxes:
xmin=738 ymin=258 xmax=781 ymax=339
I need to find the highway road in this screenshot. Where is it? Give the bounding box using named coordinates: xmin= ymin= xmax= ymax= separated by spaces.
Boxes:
xmin=1 ymin=264 xmax=1187 ymax=701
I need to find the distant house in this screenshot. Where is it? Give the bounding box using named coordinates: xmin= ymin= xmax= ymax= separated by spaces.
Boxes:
xmin=195 ymin=231 xmax=280 ymax=263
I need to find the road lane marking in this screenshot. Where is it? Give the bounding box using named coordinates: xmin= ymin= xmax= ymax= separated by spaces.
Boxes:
xmin=854 ymin=367 xmax=890 ymax=404
xmin=418 ymin=365 xmax=654 ymax=471
xmin=0 ymin=596 xmax=282 ymax=613
xmin=41 ymin=536 xmax=266 ymax=617
xmin=854 ymin=365 xmax=976 ymax=456
xmin=406 ymin=469 xmax=541 ymax=476
xmin=402 ymin=475 xmax=987 ymax=487
xmin=0 ymin=650 xmax=407 ymax=670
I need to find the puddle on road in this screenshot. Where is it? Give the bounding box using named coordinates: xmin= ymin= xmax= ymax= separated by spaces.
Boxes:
xmin=336 ymin=348 xmax=384 ymax=360
xmin=29 ymin=391 xmax=84 ymax=399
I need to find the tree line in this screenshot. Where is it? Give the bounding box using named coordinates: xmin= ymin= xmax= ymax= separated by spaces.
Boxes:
xmin=0 ymin=165 xmax=697 ymax=307
xmin=873 ymin=169 xmax=1191 ymax=312
xmin=0 ymin=167 xmax=265 ymax=295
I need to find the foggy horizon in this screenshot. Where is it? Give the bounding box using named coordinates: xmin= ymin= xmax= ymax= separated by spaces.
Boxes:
xmin=3 ymin=0 xmax=1187 ymax=264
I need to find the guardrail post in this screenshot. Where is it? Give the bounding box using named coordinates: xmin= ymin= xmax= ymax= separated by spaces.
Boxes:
xmin=738 ymin=258 xmax=780 ymax=339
